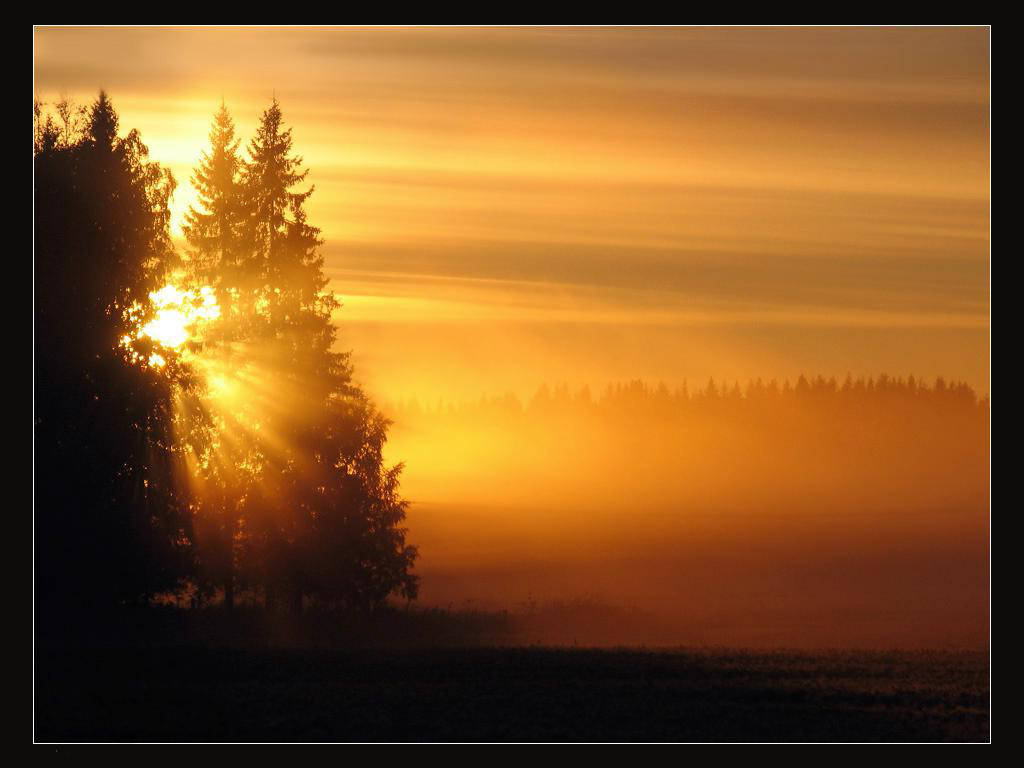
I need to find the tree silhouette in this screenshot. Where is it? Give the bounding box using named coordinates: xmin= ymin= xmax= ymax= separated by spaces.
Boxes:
xmin=183 ymin=102 xmax=245 ymax=295
xmin=244 ymin=98 xmax=417 ymax=611
xmin=182 ymin=99 xmax=418 ymax=612
xmin=36 ymin=93 xmax=418 ymax=622
xmin=35 ymin=92 xmax=192 ymax=618
xmin=180 ymin=103 xmax=249 ymax=608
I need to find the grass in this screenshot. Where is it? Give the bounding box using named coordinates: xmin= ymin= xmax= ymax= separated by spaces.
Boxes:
xmin=35 ymin=642 xmax=988 ymax=742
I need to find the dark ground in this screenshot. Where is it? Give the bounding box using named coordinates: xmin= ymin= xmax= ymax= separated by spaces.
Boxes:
xmin=35 ymin=645 xmax=988 ymax=742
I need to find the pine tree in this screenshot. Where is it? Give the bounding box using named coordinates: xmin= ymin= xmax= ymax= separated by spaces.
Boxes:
xmin=198 ymin=98 xmax=419 ymax=611
xmin=182 ymin=103 xmax=244 ymax=299
xmin=180 ymin=104 xmax=250 ymax=607
xmin=241 ymin=97 xmax=328 ymax=333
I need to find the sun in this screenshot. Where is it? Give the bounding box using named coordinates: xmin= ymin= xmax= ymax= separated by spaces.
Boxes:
xmin=121 ymin=282 xmax=221 ymax=367
xmin=141 ymin=284 xmax=216 ymax=347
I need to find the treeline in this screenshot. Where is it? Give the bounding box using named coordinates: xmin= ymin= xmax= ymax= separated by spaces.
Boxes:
xmin=391 ymin=374 xmax=984 ymax=418
xmin=35 ymin=93 xmax=417 ymax=622
xmin=387 ymin=375 xmax=989 ymax=515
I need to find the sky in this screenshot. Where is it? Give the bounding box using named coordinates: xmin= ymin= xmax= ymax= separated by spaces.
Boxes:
xmin=34 ymin=27 xmax=990 ymax=646
xmin=34 ymin=27 xmax=990 ymax=403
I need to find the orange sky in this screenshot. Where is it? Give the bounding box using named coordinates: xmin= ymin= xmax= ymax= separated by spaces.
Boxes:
xmin=34 ymin=27 xmax=990 ymax=647
xmin=34 ymin=27 xmax=990 ymax=402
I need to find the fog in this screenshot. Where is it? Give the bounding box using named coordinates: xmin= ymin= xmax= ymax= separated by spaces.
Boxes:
xmin=386 ymin=377 xmax=988 ymax=648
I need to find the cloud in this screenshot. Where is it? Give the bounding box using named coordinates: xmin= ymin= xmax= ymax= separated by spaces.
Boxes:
xmin=34 ymin=27 xmax=990 ymax=399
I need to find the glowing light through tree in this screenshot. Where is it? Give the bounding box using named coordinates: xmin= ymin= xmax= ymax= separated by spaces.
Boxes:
xmin=120 ymin=282 xmax=220 ymax=368
xmin=142 ymin=284 xmax=220 ymax=348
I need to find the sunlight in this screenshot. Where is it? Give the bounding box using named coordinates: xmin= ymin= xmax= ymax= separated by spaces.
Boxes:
xmin=120 ymin=281 xmax=221 ymax=369
xmin=141 ymin=284 xmax=220 ymax=349
xmin=143 ymin=305 xmax=190 ymax=348
xmin=125 ymin=284 xmax=284 ymax=485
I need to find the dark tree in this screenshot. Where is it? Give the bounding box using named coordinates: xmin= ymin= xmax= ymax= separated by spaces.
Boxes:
xmin=182 ymin=102 xmax=245 ymax=297
xmin=241 ymin=98 xmax=418 ymax=611
xmin=184 ymin=99 xmax=418 ymax=611
xmin=34 ymin=93 xmax=192 ymax=619
xmin=180 ymin=103 xmax=249 ymax=608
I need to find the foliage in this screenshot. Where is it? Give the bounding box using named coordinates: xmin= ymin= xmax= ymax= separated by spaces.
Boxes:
xmin=35 ymin=92 xmax=418 ymax=617
xmin=34 ymin=93 xmax=191 ymax=613
xmin=182 ymin=99 xmax=418 ymax=611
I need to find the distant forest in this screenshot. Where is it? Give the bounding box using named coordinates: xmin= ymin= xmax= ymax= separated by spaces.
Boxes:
xmin=392 ymin=373 xmax=984 ymax=417
xmin=389 ymin=375 xmax=989 ymax=516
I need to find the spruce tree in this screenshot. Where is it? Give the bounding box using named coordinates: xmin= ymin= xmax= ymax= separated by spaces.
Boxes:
xmin=192 ymin=98 xmax=418 ymax=610
xmin=182 ymin=103 xmax=244 ymax=300
xmin=180 ymin=103 xmax=249 ymax=607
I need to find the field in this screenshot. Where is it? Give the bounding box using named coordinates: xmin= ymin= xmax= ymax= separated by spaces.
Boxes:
xmin=35 ymin=645 xmax=988 ymax=742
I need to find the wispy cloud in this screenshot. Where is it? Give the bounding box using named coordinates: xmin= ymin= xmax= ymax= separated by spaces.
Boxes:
xmin=35 ymin=27 xmax=990 ymax=399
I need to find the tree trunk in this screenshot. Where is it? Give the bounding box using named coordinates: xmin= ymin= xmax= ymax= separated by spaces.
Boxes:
xmin=224 ymin=512 xmax=236 ymax=610
xmin=265 ymin=583 xmax=276 ymax=611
